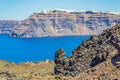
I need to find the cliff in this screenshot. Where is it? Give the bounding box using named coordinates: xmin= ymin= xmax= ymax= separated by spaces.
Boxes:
xmin=0 ymin=20 xmax=19 ymax=34
xmin=10 ymin=9 xmax=120 ymax=38
xmin=54 ymin=22 xmax=120 ymax=79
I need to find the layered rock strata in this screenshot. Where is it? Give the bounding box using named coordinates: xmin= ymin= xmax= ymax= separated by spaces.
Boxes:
xmin=10 ymin=9 xmax=120 ymax=38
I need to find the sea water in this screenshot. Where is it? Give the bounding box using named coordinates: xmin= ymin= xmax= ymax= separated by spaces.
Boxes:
xmin=0 ymin=35 xmax=90 ymax=63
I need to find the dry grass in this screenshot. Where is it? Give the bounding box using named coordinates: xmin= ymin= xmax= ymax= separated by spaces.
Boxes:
xmin=0 ymin=60 xmax=73 ymax=80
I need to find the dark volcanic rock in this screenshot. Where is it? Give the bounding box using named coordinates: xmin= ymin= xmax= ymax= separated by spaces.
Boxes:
xmin=54 ymin=23 xmax=120 ymax=76
xmin=54 ymin=49 xmax=66 ymax=75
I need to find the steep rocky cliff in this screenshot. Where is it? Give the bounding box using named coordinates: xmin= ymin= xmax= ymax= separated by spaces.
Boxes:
xmin=10 ymin=9 xmax=120 ymax=38
xmin=0 ymin=20 xmax=19 ymax=34
xmin=54 ymin=22 xmax=120 ymax=77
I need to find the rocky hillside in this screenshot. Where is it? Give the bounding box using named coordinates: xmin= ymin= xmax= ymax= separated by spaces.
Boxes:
xmin=54 ymin=22 xmax=120 ymax=79
xmin=10 ymin=9 xmax=120 ymax=38
xmin=0 ymin=20 xmax=19 ymax=34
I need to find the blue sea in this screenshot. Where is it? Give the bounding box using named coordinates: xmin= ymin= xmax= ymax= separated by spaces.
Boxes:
xmin=0 ymin=35 xmax=90 ymax=63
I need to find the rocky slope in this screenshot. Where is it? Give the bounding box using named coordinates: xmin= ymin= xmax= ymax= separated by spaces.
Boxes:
xmin=54 ymin=22 xmax=120 ymax=79
xmin=10 ymin=9 xmax=120 ymax=38
xmin=0 ymin=20 xmax=19 ymax=34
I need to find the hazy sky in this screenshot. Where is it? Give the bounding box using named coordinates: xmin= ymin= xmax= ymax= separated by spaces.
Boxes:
xmin=0 ymin=0 xmax=120 ymax=20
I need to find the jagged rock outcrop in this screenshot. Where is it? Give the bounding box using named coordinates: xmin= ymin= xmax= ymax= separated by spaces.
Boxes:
xmin=10 ymin=9 xmax=120 ymax=38
xmin=54 ymin=22 xmax=120 ymax=76
xmin=0 ymin=20 xmax=19 ymax=34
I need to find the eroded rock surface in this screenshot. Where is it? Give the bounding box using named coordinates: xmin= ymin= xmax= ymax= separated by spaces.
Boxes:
xmin=54 ymin=23 xmax=120 ymax=77
xmin=0 ymin=20 xmax=19 ymax=34
xmin=10 ymin=9 xmax=120 ymax=38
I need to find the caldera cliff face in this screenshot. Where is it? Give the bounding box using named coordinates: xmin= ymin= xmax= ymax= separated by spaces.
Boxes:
xmin=0 ymin=20 xmax=19 ymax=34
xmin=10 ymin=9 xmax=120 ymax=38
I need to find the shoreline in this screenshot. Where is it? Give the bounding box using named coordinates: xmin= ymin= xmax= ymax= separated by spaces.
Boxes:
xmin=0 ymin=34 xmax=91 ymax=39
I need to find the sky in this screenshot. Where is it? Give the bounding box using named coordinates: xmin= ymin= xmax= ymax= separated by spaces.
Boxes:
xmin=0 ymin=0 xmax=120 ymax=20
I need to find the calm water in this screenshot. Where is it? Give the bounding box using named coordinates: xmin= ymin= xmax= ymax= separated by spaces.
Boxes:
xmin=0 ymin=35 xmax=90 ymax=63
